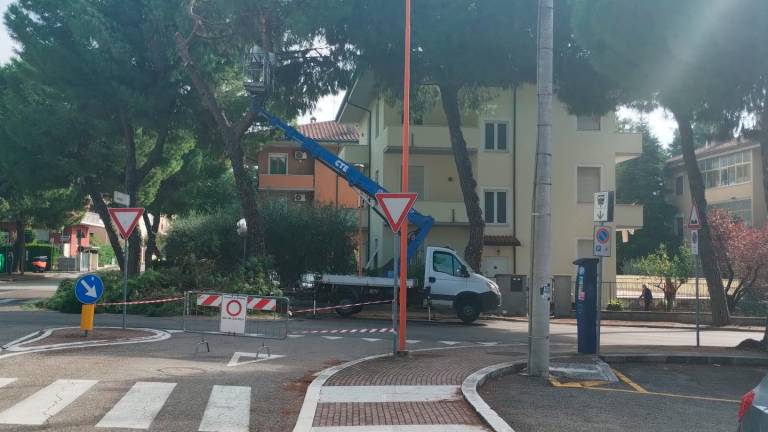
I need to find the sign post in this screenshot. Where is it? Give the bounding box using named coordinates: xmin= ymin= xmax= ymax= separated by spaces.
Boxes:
xmin=108 ymin=207 xmax=144 ymax=329
xmin=75 ymin=274 xmax=104 ymax=336
xmin=399 ymin=0 xmax=412 ymax=357
xmin=689 ymin=203 xmax=701 ymax=348
xmin=593 ymin=191 xmax=614 ymax=357
xmin=375 ymin=192 xmax=417 ymax=354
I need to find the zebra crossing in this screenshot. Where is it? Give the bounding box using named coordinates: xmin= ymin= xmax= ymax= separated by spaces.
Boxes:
xmin=0 ymin=378 xmax=253 ymax=430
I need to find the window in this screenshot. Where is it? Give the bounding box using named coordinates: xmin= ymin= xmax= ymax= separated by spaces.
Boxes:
xmin=675 ymin=176 xmax=684 ymax=195
xmin=268 ymin=154 xmax=287 ymax=174
xmin=675 ymin=216 xmax=684 ymax=237
xmin=711 ymin=199 xmax=752 ymax=226
xmin=484 ymin=190 xmax=508 ymax=224
xmin=408 ymin=166 xmax=425 ymax=197
xmin=374 ymin=102 xmax=380 ymax=138
xmin=433 ymin=251 xmax=464 ymax=277
xmin=484 ymin=121 xmax=508 ymax=151
xmin=577 ymin=115 xmax=601 ymax=131
xmin=577 ymin=167 xmax=601 ymax=204
xmin=698 ymin=150 xmax=751 ymax=188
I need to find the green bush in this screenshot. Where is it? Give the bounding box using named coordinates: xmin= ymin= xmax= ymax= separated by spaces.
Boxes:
xmin=606 ymin=299 xmax=624 ymax=311
xmin=90 ymin=237 xmax=116 ymax=267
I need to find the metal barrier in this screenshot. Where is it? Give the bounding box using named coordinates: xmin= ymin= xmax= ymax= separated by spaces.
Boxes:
xmin=183 ymin=291 xmax=290 ymax=352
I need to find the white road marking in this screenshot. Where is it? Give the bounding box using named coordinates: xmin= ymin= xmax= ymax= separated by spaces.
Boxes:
xmin=0 ymin=378 xmax=17 ymax=388
xmin=360 ymin=338 xmax=382 ymax=342
xmin=406 ymin=340 xmax=420 ymax=344
xmin=438 ymin=341 xmax=461 ymax=345
xmin=198 ymin=385 xmax=250 ymax=432
xmin=322 ymin=336 xmax=343 ymax=340
xmin=288 ymin=334 xmax=305 ymax=338
xmin=477 ymin=342 xmax=499 ymax=346
xmin=310 ymin=425 xmax=487 ymax=431
xmin=96 ymin=381 xmax=176 ymax=429
xmin=319 ymin=385 xmax=460 ymax=403
xmin=226 ymin=352 xmax=285 ymax=367
xmin=0 ymin=379 xmax=98 ymax=425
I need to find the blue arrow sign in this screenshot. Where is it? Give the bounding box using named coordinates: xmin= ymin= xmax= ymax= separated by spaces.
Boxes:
xmin=74 ymin=274 xmax=104 ymax=304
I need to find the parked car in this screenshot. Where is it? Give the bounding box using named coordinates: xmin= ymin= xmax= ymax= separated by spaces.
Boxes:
xmin=30 ymin=256 xmax=48 ymax=273
xmin=739 ymin=373 xmax=768 ymax=431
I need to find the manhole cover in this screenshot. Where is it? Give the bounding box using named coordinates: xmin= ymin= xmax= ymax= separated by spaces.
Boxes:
xmin=157 ymin=367 xmax=207 ymax=377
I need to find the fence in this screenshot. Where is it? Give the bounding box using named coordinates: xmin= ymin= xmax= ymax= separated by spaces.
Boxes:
xmin=183 ymin=291 xmax=290 ymax=341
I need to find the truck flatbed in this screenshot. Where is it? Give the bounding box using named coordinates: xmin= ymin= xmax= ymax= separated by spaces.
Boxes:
xmin=320 ymin=274 xmax=415 ymax=288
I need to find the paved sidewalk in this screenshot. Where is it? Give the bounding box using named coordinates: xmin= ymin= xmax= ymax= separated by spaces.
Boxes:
xmin=306 ymin=345 xmax=533 ymax=431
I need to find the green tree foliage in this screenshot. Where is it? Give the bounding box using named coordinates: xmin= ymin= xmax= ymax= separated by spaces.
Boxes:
xmin=616 ymin=124 xmax=678 ymax=268
xmin=567 ymin=0 xmax=765 ymax=325
xmin=625 ymin=245 xmax=693 ymax=312
xmin=164 ymin=202 xmax=356 ymax=287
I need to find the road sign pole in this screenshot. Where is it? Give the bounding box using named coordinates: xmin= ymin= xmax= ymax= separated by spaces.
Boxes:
xmin=392 ymin=233 xmax=399 ymax=356
xmin=80 ymin=304 xmax=95 ymax=336
xmin=123 ymin=237 xmax=128 ymax=329
xmin=695 ymin=252 xmax=700 ymax=348
xmin=398 ymin=0 xmax=412 ymax=355
xmin=596 ymin=224 xmax=603 ymax=357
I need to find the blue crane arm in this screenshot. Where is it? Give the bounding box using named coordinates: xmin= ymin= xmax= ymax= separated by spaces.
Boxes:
xmin=253 ymin=103 xmax=434 ymax=260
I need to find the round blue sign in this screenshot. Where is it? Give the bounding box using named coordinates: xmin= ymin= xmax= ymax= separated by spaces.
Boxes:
xmin=596 ymin=227 xmax=610 ymax=243
xmin=74 ymin=274 xmax=104 ymax=304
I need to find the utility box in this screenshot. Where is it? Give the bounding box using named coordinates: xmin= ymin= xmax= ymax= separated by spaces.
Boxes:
xmin=496 ymin=274 xmax=527 ymax=316
xmin=574 ymin=258 xmax=599 ymax=354
xmin=553 ymin=275 xmax=573 ymax=318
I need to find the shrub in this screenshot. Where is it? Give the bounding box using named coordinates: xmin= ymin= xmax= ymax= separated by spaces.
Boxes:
xmin=606 ymin=299 xmax=624 ymax=311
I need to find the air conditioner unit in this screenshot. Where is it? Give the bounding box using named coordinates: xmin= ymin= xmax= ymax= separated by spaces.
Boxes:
xmin=293 ymin=193 xmax=307 ymax=202
xmin=294 ymin=151 xmax=308 ymax=160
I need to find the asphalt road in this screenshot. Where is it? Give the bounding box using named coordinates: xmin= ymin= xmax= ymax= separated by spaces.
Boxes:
xmin=482 ymin=362 xmax=766 ymax=432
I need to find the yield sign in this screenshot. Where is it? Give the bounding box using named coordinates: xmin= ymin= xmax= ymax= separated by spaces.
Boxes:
xmin=108 ymin=207 xmax=145 ymax=239
xmin=688 ymin=203 xmax=701 ymax=229
xmin=375 ymin=192 xmax=417 ymax=233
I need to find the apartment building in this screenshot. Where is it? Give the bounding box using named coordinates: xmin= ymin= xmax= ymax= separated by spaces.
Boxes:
xmin=666 ymin=138 xmax=767 ymax=232
xmin=336 ymin=74 xmax=644 ymax=284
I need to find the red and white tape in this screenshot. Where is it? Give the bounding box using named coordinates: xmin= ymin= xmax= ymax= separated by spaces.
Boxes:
xmin=289 ymin=299 xmax=392 ymax=316
xmin=96 ymin=296 xmax=184 ymax=306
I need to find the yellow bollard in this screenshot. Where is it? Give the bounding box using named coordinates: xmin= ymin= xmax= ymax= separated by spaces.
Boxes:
xmin=80 ymin=304 xmax=95 ymax=336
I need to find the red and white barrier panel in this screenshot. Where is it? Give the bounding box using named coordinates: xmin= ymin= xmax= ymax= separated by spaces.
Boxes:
xmin=97 ymin=296 xmax=184 ymax=306
xmin=196 ymin=294 xmax=277 ymax=311
xmin=247 ymin=297 xmax=277 ymax=311
xmin=196 ymin=294 xmax=222 ymax=307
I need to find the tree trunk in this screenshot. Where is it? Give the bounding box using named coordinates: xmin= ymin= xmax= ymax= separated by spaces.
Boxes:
xmin=13 ymin=219 xmax=25 ymax=275
xmin=228 ymin=136 xmax=265 ymax=257
xmin=438 ymin=83 xmax=484 ymax=271
xmin=85 ymin=179 xmax=125 ymax=271
xmin=760 ymin=109 xmax=768 ymax=219
xmin=142 ymin=212 xmax=161 ymax=270
xmin=123 ymin=116 xmax=142 ymax=276
xmin=673 ymin=111 xmax=730 ymax=325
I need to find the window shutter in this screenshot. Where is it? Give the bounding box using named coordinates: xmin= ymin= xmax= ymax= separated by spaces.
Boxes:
xmin=577 ymin=167 xmax=600 ymax=203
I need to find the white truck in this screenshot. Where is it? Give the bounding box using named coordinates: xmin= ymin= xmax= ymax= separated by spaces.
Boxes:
xmin=315 ymin=246 xmax=501 ymax=323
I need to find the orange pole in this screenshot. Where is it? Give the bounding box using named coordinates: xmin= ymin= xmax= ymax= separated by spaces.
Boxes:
xmin=398 ymin=0 xmax=411 ymax=353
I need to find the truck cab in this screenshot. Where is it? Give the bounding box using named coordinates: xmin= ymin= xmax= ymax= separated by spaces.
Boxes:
xmin=425 ymin=246 xmax=501 ymax=323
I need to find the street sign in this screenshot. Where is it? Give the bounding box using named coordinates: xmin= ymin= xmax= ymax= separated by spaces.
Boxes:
xmin=690 ymin=229 xmax=699 ymax=255
xmin=375 ymin=192 xmax=418 ymax=233
xmin=113 ymin=191 xmax=130 ymax=206
xmin=75 ymin=274 xmax=104 ymax=304
xmin=688 ymin=204 xmax=701 ymax=229
xmin=593 ymin=225 xmax=612 ymax=257
xmin=593 ymin=191 xmax=614 ymax=222
xmin=220 ymin=295 xmax=248 ymax=334
xmin=108 ymin=208 xmax=144 ymax=239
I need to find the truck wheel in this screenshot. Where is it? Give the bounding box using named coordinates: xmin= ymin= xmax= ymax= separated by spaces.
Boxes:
xmin=335 ymin=293 xmax=363 ymax=317
xmin=456 ymin=298 xmax=480 ymax=324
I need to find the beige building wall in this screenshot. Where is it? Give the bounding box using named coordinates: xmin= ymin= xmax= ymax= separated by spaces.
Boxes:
xmin=341 ymin=81 xmax=643 ymax=294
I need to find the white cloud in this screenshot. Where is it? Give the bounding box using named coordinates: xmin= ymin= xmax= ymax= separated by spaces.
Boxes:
xmin=0 ymin=0 xmax=18 ymax=65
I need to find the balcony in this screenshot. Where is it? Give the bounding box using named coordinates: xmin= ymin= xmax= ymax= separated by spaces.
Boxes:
xmin=383 ymin=125 xmax=480 ymax=153
xmin=613 ymin=131 xmax=643 ymax=163
xmin=259 ymin=174 xmax=314 ymax=191
xmin=414 ymin=201 xmax=468 ymax=225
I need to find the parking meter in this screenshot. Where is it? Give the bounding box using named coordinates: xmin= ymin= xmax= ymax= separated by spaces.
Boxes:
xmin=573 ymin=258 xmax=599 ymax=354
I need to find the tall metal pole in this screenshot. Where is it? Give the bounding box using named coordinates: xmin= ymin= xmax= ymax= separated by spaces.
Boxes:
xmin=528 ymin=0 xmax=554 ymax=378
xmin=123 ymin=237 xmax=128 ymax=329
xmin=695 ymin=254 xmax=700 ymax=347
xmin=393 ymin=233 xmax=400 ymax=355
xmin=595 ymin=250 xmax=602 ymax=357
xmin=398 ymin=0 xmax=412 ymax=354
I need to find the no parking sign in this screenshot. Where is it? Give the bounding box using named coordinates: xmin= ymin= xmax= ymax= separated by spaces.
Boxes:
xmin=593 ymin=225 xmax=612 ymax=257
xmin=220 ymin=295 xmax=248 ymax=334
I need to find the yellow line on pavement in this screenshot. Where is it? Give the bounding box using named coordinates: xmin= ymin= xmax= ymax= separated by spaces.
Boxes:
xmin=584 ymin=386 xmax=740 ymax=404
xmin=612 ymin=368 xmax=648 ymax=393
xmin=549 ymin=378 xmax=609 ymax=388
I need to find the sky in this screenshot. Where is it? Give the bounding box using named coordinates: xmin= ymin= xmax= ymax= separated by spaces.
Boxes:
xmin=0 ymin=0 xmax=677 ymax=145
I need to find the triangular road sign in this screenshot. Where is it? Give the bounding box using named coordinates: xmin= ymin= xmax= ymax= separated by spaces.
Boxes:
xmin=375 ymin=192 xmax=418 ymax=233
xmin=688 ymin=203 xmax=701 ymax=229
xmin=226 ymin=351 xmax=285 ymax=367
xmin=108 ymin=207 xmax=145 ymax=239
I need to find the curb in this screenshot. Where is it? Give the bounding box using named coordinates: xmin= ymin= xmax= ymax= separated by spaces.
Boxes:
xmin=601 ymin=353 xmax=768 ymax=366
xmin=461 ymin=361 xmax=524 ymax=432
xmin=484 ymin=315 xmax=762 ymax=333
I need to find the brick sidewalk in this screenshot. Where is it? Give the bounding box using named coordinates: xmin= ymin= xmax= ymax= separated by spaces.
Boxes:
xmin=309 ymin=346 xmax=530 ymax=431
